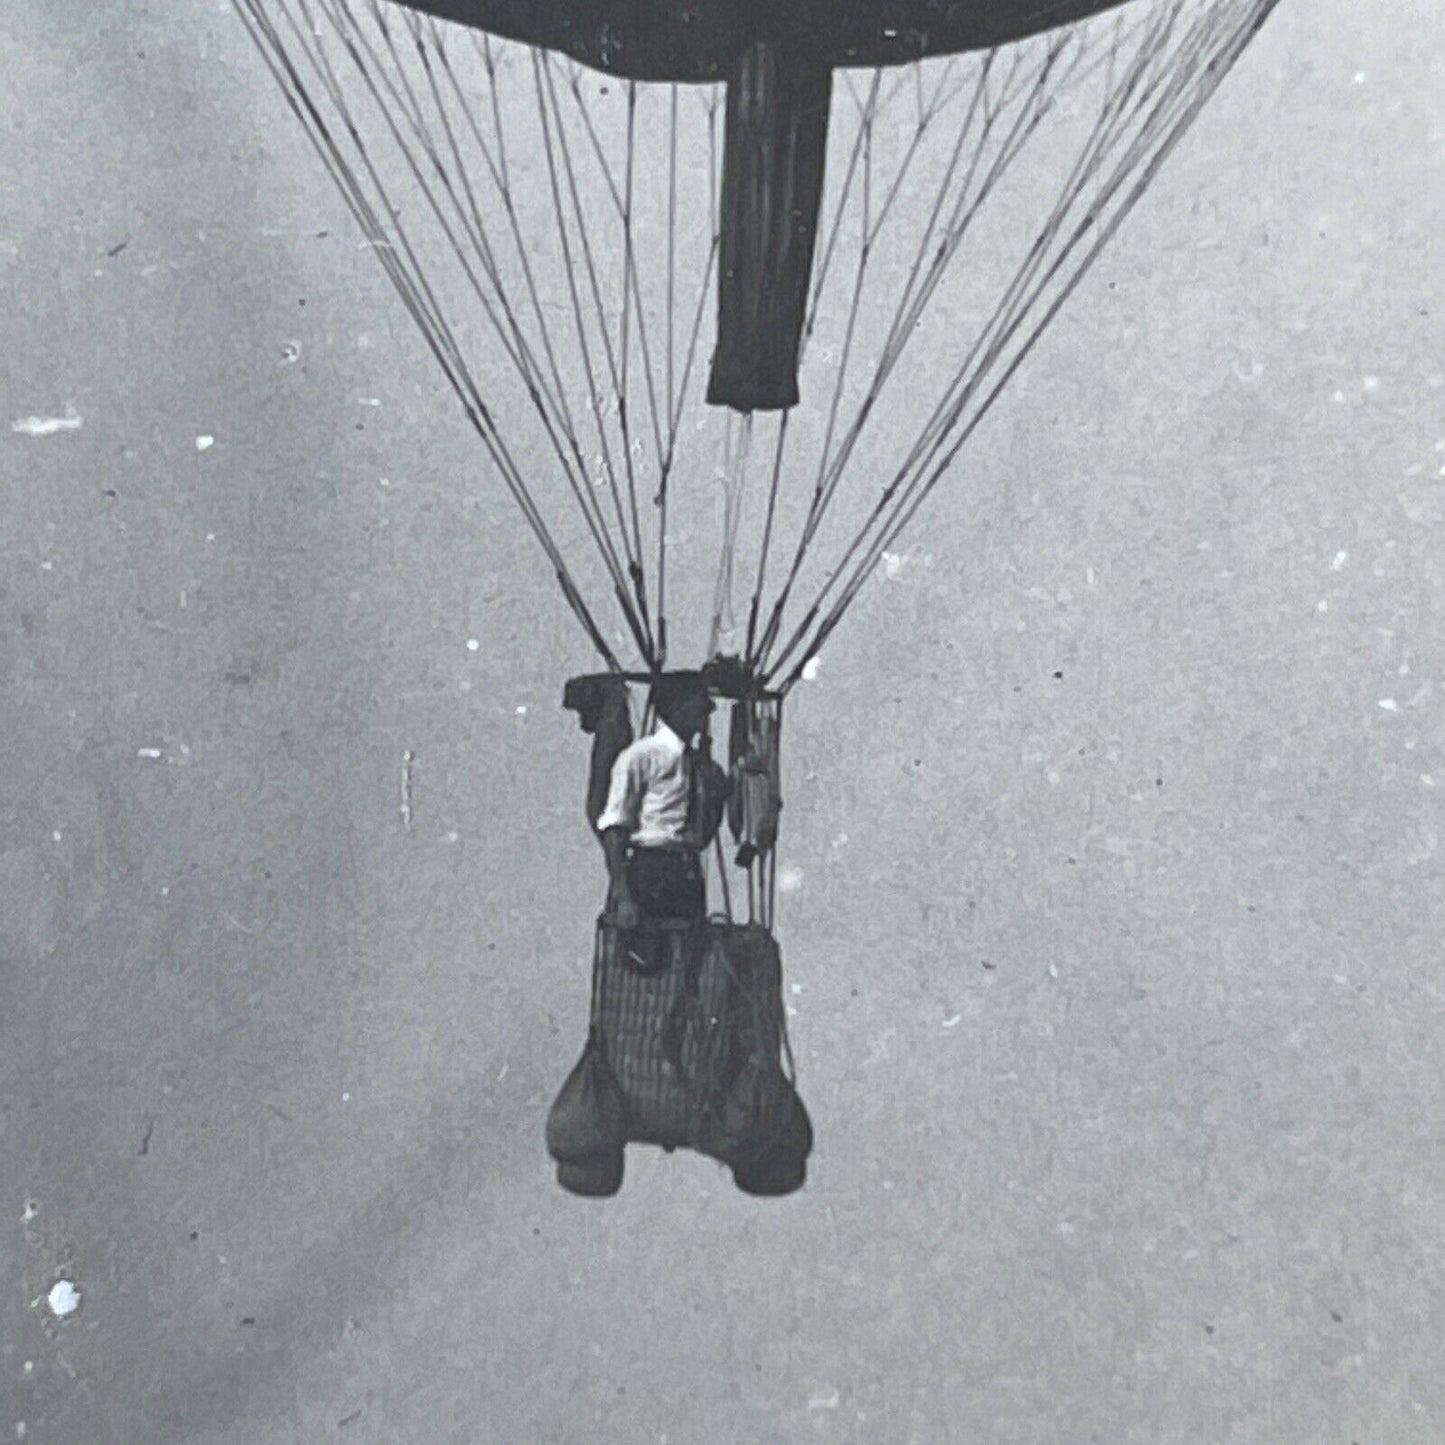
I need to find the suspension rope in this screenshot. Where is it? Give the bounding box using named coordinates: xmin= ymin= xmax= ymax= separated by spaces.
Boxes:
xmin=770 ymin=0 xmax=1278 ymax=688
xmin=559 ymin=70 xmax=671 ymax=492
xmin=531 ymin=51 xmax=657 ymax=663
xmin=236 ymin=0 xmax=1281 ymax=688
xmin=235 ymin=0 xmax=623 ymax=667
xmin=355 ymin=5 xmax=649 ymax=639
xmin=751 ymin=41 xmax=1069 ymax=671
xmin=534 ymin=58 xmax=662 ymax=658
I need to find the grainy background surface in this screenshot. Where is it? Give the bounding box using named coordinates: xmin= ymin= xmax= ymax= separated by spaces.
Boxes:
xmin=3 ymin=3 xmax=1443 ymax=1442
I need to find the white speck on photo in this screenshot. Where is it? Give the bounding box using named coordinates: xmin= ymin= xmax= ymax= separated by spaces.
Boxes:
xmin=11 ymin=410 xmax=82 ymax=436
xmin=47 ymin=1281 xmax=80 ymax=1318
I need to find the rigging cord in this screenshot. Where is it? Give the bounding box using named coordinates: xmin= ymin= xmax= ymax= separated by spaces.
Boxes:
xmin=236 ymin=0 xmax=1280 ymax=683
xmin=235 ymin=0 xmax=625 ymax=668
xmin=531 ymin=51 xmax=657 ymax=663
xmin=759 ymin=0 xmax=1280 ymax=688
xmin=746 ymin=44 xmax=1058 ymax=666
xmin=235 ymin=0 xmax=730 ymax=669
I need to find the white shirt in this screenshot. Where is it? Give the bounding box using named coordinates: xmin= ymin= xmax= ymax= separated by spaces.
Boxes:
xmin=596 ymin=722 xmax=693 ymax=847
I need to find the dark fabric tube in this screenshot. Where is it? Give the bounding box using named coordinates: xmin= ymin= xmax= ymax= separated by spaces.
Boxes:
xmin=708 ymin=42 xmax=832 ymax=412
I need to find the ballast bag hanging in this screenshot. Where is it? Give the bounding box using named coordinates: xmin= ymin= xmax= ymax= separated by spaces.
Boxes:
xmin=546 ymin=917 xmax=811 ymax=1196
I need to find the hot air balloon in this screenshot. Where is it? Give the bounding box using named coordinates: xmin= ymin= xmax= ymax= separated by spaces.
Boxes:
xmin=229 ymin=0 xmax=1284 ymax=1194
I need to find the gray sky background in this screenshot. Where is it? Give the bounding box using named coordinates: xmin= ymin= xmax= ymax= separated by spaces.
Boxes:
xmin=3 ymin=3 xmax=1444 ymax=1442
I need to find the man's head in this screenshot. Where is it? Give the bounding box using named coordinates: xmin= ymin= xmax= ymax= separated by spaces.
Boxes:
xmin=650 ymin=673 xmax=715 ymax=742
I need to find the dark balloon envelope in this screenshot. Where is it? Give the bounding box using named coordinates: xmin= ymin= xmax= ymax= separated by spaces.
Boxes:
xmin=396 ymin=1 xmax=1132 ymax=82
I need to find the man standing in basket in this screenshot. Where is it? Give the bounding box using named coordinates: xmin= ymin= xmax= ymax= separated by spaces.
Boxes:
xmin=596 ymin=674 xmax=730 ymax=926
